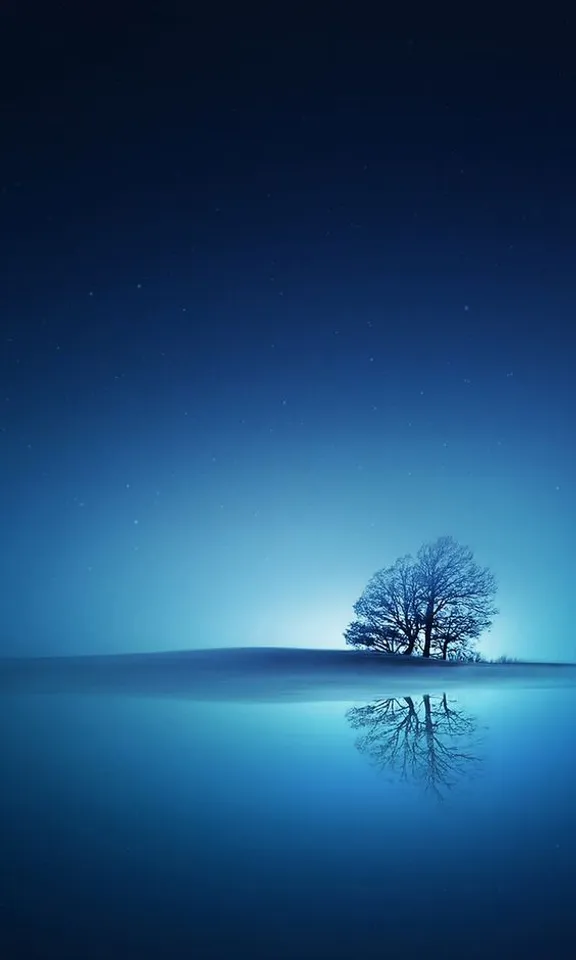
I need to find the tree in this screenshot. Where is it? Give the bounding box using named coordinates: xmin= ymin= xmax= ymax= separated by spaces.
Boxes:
xmin=445 ymin=643 xmax=486 ymax=663
xmin=416 ymin=536 xmax=498 ymax=658
xmin=345 ymin=535 xmax=498 ymax=659
xmin=344 ymin=555 xmax=422 ymax=655
xmin=430 ymin=604 xmax=491 ymax=660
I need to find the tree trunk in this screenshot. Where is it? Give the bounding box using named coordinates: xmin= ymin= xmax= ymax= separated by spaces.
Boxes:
xmin=422 ymin=617 xmax=433 ymax=657
xmin=422 ymin=599 xmax=435 ymax=657
xmin=441 ymin=638 xmax=449 ymax=660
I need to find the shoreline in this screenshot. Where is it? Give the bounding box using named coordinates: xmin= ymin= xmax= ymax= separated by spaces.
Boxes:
xmin=1 ymin=646 xmax=575 ymax=702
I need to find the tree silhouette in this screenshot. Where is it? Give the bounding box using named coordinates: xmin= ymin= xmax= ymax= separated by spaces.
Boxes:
xmin=344 ymin=555 xmax=422 ymax=655
xmin=346 ymin=693 xmax=482 ymax=799
xmin=417 ymin=536 xmax=498 ymax=658
xmin=431 ymin=606 xmax=491 ymax=660
xmin=345 ymin=535 xmax=498 ymax=659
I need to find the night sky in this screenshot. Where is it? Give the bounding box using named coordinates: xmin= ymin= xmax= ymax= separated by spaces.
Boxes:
xmin=1 ymin=6 xmax=574 ymax=661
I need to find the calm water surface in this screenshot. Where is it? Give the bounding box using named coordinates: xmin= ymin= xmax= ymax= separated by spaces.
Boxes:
xmin=1 ymin=685 xmax=575 ymax=958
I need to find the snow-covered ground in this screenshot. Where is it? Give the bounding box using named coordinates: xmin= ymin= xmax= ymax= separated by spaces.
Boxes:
xmin=1 ymin=647 xmax=576 ymax=702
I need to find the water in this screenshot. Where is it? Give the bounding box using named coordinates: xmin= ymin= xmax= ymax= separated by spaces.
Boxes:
xmin=2 ymin=677 xmax=575 ymax=958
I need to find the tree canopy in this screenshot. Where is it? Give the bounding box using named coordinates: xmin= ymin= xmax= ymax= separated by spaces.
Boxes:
xmin=344 ymin=535 xmax=498 ymax=659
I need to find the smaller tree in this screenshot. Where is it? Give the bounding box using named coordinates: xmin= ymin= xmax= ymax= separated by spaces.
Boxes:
xmin=416 ymin=536 xmax=498 ymax=658
xmin=431 ymin=606 xmax=491 ymax=660
xmin=344 ymin=555 xmax=422 ymax=655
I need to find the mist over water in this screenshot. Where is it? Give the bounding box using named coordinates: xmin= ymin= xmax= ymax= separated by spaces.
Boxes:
xmin=2 ymin=663 xmax=575 ymax=958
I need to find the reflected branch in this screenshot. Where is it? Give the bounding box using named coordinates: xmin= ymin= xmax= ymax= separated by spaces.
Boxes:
xmin=346 ymin=692 xmax=483 ymax=800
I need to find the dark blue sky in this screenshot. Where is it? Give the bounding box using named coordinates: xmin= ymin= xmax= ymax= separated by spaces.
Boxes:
xmin=1 ymin=6 xmax=574 ymax=659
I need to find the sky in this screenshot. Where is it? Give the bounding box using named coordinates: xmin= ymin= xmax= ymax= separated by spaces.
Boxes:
xmin=0 ymin=5 xmax=574 ymax=661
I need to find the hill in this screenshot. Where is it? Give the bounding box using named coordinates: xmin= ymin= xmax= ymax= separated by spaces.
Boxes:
xmin=1 ymin=647 xmax=575 ymax=702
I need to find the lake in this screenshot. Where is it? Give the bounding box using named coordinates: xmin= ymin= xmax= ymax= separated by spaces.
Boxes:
xmin=1 ymin=654 xmax=575 ymax=958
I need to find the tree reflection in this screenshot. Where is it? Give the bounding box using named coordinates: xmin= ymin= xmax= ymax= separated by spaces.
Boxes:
xmin=346 ymin=693 xmax=482 ymax=799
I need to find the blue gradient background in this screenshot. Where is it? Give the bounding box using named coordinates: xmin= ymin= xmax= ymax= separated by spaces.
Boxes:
xmin=3 ymin=14 xmax=576 ymax=959
xmin=0 ymin=8 xmax=574 ymax=662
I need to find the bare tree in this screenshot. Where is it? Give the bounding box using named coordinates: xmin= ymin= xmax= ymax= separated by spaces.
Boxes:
xmin=431 ymin=606 xmax=491 ymax=660
xmin=346 ymin=693 xmax=483 ymax=800
xmin=345 ymin=536 xmax=498 ymax=659
xmin=416 ymin=536 xmax=498 ymax=658
xmin=344 ymin=555 xmax=422 ymax=655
